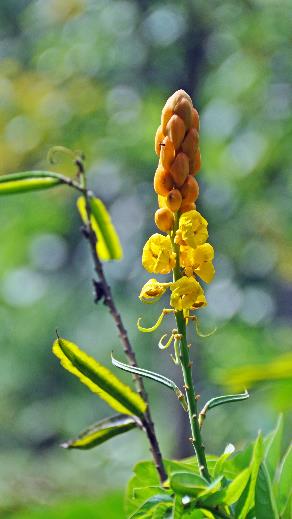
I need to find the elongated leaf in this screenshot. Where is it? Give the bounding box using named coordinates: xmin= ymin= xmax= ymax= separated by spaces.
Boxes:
xmin=265 ymin=414 xmax=283 ymax=482
xmin=111 ymin=354 xmax=188 ymax=411
xmin=129 ymin=495 xmax=173 ymax=518
xmin=213 ymin=444 xmax=235 ymax=479
xmin=277 ymin=443 xmax=292 ymax=514
xmin=0 ymin=171 xmax=62 ymax=195
xmin=77 ymin=196 xmax=122 ymax=261
xmin=224 ymin=468 xmax=250 ymax=505
xmin=53 ymin=337 xmax=146 ymax=417
xmin=61 ymin=414 xmax=138 ymax=450
xmin=201 ymin=391 xmax=249 ymax=413
xmin=255 ymin=463 xmax=279 ymax=519
xmin=170 ymin=472 xmax=208 ymax=497
xmin=217 ymin=352 xmax=292 ymax=390
xmin=237 ymin=433 xmax=264 ymax=519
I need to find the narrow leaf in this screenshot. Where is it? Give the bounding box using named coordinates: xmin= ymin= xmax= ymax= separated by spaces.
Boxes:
xmin=224 ymin=467 xmax=250 ymax=505
xmin=111 ymin=354 xmax=188 ymax=411
xmin=237 ymin=433 xmax=264 ymax=519
xmin=170 ymin=472 xmax=208 ymax=497
xmin=276 ymin=443 xmax=292 ymax=514
xmin=213 ymin=444 xmax=235 ymax=479
xmin=53 ymin=337 xmax=146 ymax=417
xmin=77 ymin=196 xmax=122 ymax=261
xmin=255 ymin=463 xmax=279 ymax=519
xmin=201 ymin=390 xmax=249 ymax=413
xmin=129 ymin=495 xmax=173 ymax=518
xmin=62 ymin=414 xmax=138 ymax=450
xmin=265 ymin=414 xmax=283 ymax=482
xmin=0 ymin=172 xmax=62 ymax=195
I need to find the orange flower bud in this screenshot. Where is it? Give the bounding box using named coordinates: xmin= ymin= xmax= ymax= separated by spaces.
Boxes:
xmin=170 ymin=152 xmax=189 ymax=187
xmin=166 ymin=189 xmax=182 ymax=212
xmin=158 ymin=194 xmax=167 ymax=208
xmin=190 ymin=148 xmax=201 ymax=175
xmin=181 ymin=128 xmax=199 ymax=162
xmin=154 ymin=166 xmax=173 ymax=196
xmin=155 ymin=125 xmax=165 ymax=156
xmin=166 ymin=115 xmax=185 ymax=150
xmin=154 ymin=208 xmax=174 ymax=232
xmin=160 ymin=136 xmax=175 ymax=170
xmin=180 ymin=175 xmax=199 ymax=203
xmin=180 ymin=201 xmax=196 ymax=213
xmin=192 ymin=108 xmax=200 ymax=131
xmin=161 ymin=105 xmax=173 ymax=134
xmin=174 ymin=98 xmax=193 ymax=129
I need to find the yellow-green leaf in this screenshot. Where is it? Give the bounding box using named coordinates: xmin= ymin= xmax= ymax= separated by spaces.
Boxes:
xmin=0 ymin=175 xmax=62 ymax=196
xmin=52 ymin=337 xmax=146 ymax=417
xmin=77 ymin=196 xmax=122 ymax=261
xmin=62 ymin=414 xmax=138 ymax=450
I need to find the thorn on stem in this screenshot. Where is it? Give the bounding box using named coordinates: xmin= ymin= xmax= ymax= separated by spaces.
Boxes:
xmin=93 ymin=280 xmax=106 ymax=303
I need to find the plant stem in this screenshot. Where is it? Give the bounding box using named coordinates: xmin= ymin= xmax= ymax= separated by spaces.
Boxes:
xmin=77 ymin=161 xmax=167 ymax=484
xmin=172 ymin=218 xmax=210 ymax=482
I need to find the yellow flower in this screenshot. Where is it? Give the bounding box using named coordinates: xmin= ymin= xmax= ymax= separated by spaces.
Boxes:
xmin=176 ymin=210 xmax=208 ymax=249
xmin=142 ymin=234 xmax=176 ymax=275
xmin=180 ymin=243 xmax=215 ymax=283
xmin=139 ymin=278 xmax=171 ymax=303
xmin=170 ymin=276 xmax=207 ymax=311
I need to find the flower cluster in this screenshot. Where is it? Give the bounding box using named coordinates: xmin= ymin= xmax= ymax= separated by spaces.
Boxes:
xmin=140 ymin=90 xmax=215 ymax=314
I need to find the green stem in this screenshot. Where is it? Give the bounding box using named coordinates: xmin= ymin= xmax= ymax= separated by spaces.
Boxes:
xmin=172 ymin=216 xmax=210 ymax=482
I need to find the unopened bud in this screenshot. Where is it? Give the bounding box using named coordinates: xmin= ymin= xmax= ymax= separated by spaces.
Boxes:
xmin=160 ymin=136 xmax=175 ymax=170
xmin=154 ymin=166 xmax=173 ymax=196
xmin=180 ymin=201 xmax=196 ymax=213
xmin=181 ymin=128 xmax=199 ymax=162
xmin=190 ymin=148 xmax=201 ymax=175
xmin=192 ymin=108 xmax=200 ymax=131
xmin=155 ymin=126 xmax=165 ymax=156
xmin=157 ymin=194 xmax=167 ymax=208
xmin=166 ymin=115 xmax=185 ymax=150
xmin=174 ymin=98 xmax=193 ymax=129
xmin=170 ymin=152 xmax=189 ymax=187
xmin=180 ymin=175 xmax=199 ymax=203
xmin=155 ymin=207 xmax=174 ymax=232
xmin=166 ymin=189 xmax=182 ymax=212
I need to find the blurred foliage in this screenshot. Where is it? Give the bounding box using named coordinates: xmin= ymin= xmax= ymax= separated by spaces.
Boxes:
xmin=0 ymin=0 xmax=291 ymax=515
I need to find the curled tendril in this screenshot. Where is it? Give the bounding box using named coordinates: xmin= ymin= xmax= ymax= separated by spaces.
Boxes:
xmin=158 ymin=333 xmax=174 ymax=350
xmin=137 ymin=308 xmax=174 ymax=333
xmin=191 ymin=315 xmax=217 ymax=338
xmin=47 ymin=146 xmax=85 ymax=167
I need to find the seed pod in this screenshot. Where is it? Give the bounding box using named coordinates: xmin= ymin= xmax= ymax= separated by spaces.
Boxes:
xmin=166 ymin=115 xmax=185 ymax=150
xmin=180 ymin=201 xmax=196 ymax=213
xmin=174 ymin=98 xmax=193 ymax=129
xmin=154 ymin=166 xmax=173 ymax=196
xmin=182 ymin=128 xmax=199 ymax=162
xmin=170 ymin=152 xmax=189 ymax=187
xmin=192 ymin=108 xmax=200 ymax=130
xmin=160 ymin=136 xmax=175 ymax=170
xmin=181 ymin=175 xmax=199 ymax=203
xmin=155 ymin=125 xmax=165 ymax=156
xmin=190 ymin=148 xmax=201 ymax=175
xmin=155 ymin=207 xmax=174 ymax=232
xmin=166 ymin=189 xmax=182 ymax=212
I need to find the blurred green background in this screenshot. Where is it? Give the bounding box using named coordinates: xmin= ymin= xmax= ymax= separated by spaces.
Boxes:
xmin=0 ymin=0 xmax=291 ymax=517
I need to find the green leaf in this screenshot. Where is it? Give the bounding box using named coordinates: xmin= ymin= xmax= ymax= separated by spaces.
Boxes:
xmin=255 ymin=463 xmax=279 ymax=519
xmin=0 ymin=171 xmax=63 ymax=195
xmin=125 ymin=459 xmax=208 ymax=517
xmin=276 ymin=443 xmax=292 ymax=514
xmin=52 ymin=337 xmax=146 ymax=417
xmin=61 ymin=414 xmax=138 ymax=450
xmin=200 ymin=391 xmax=249 ymax=416
xmin=237 ymin=433 xmax=264 ymax=519
xmin=111 ymin=353 xmax=188 ymax=411
xmin=77 ymin=196 xmax=122 ymax=261
xmin=129 ymin=495 xmax=173 ymax=518
xmin=224 ymin=467 xmax=250 ymax=505
xmin=170 ymin=472 xmax=208 ymax=497
xmin=264 ymin=414 xmax=283 ymax=482
xmin=212 ymin=444 xmax=235 ymax=479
